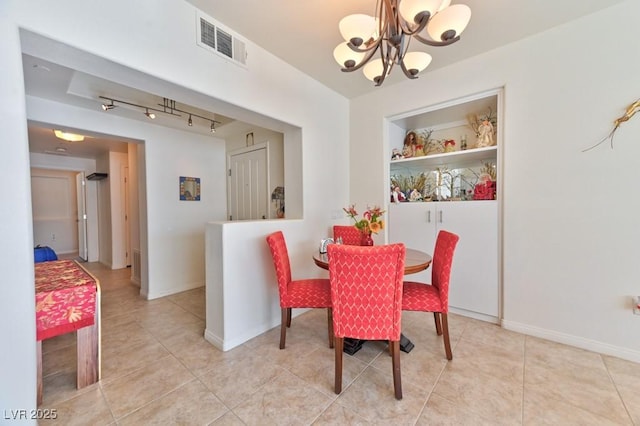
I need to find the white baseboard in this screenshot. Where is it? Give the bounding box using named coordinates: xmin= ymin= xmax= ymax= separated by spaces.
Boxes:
xmin=449 ymin=306 xmax=499 ymax=324
xmin=204 ymin=310 xmax=314 ymax=352
xmin=204 ymin=329 xmax=224 ymax=351
xmin=205 ymin=319 xmax=280 ymax=352
xmin=502 ymin=319 xmax=640 ymax=364
xmin=145 ymin=281 xmax=204 ymax=300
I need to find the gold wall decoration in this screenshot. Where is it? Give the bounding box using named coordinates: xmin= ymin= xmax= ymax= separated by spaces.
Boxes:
xmin=583 ymin=99 xmax=640 ymax=152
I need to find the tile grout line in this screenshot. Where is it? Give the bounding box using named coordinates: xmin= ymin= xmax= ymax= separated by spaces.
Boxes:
xmin=601 ymin=354 xmax=636 ymax=425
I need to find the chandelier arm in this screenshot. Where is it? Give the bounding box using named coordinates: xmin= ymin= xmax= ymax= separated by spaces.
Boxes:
xmin=341 ymin=43 xmax=381 ymax=73
xmin=375 ymin=56 xmax=392 ymax=86
xmin=398 ymin=12 xmax=430 ymax=36
xmin=373 ymin=44 xmax=395 ymax=86
xmin=383 ymin=0 xmax=399 ymax=42
xmin=348 ymin=38 xmax=380 ymax=53
xmin=399 ymin=60 xmax=419 ymax=80
xmin=414 ymin=33 xmax=460 ymax=47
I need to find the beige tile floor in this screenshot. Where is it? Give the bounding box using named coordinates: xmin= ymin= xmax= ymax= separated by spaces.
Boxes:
xmin=38 ymin=262 xmax=640 ymax=425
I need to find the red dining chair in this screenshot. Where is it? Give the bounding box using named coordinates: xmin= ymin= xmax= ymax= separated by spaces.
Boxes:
xmin=266 ymin=231 xmax=333 ymax=350
xmin=402 ymin=230 xmax=459 ymax=360
xmin=332 ymin=225 xmax=363 ymax=246
xmin=327 ymin=243 xmax=406 ymax=399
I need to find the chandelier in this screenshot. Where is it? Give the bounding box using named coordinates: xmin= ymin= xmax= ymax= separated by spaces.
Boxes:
xmin=333 ymin=0 xmax=471 ymax=86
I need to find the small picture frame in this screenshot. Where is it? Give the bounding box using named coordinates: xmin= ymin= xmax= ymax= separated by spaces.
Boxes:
xmin=179 ymin=176 xmax=200 ymax=201
xmin=246 ymin=132 xmax=254 ymax=147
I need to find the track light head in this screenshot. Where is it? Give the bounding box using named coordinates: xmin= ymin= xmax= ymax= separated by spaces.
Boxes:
xmin=101 ymin=102 xmax=115 ymax=111
xmin=210 ymin=121 xmax=216 ymax=133
xmin=188 ymin=114 xmax=193 ymax=126
xmin=145 ymin=108 xmax=156 ymax=119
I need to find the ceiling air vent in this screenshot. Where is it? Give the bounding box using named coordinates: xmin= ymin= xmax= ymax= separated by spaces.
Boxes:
xmin=196 ymin=12 xmax=247 ymax=67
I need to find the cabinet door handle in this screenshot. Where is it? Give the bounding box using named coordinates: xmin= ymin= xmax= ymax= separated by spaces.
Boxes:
xmin=438 ymin=210 xmax=443 ymax=223
xmin=427 ymin=211 xmax=431 ymax=223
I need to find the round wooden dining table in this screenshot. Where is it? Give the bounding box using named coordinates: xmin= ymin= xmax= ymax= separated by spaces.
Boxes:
xmin=312 ymin=247 xmax=432 ymax=355
xmin=313 ymin=247 xmax=432 ymax=274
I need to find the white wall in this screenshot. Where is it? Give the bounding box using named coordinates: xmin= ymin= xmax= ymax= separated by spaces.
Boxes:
xmin=0 ymin=13 xmax=38 ymax=414
xmin=350 ymin=1 xmax=640 ymax=361
xmin=1 ymin=0 xmax=350 ymax=410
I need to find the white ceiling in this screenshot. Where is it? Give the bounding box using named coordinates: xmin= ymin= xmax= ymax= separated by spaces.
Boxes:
xmin=24 ymin=0 xmax=626 ymax=159
xmin=185 ymin=0 xmax=626 ymax=99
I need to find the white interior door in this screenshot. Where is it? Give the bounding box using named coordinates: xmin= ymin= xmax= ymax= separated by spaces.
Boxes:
xmin=75 ymin=172 xmax=88 ymax=261
xmin=123 ymin=166 xmax=131 ymax=267
xmin=227 ymin=146 xmax=268 ymax=220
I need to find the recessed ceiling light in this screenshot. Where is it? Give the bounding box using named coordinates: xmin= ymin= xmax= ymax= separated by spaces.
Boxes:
xmin=54 ymin=129 xmax=85 ymax=142
xmin=55 ymin=147 xmax=67 ymax=153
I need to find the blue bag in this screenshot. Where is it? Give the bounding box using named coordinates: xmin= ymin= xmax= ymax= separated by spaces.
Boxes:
xmin=34 ymin=245 xmax=58 ymax=263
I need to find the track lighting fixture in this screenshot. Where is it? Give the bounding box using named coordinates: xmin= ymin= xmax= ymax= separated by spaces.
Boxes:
xmin=99 ymin=96 xmax=220 ymax=134
xmin=101 ymin=100 xmax=115 ymax=111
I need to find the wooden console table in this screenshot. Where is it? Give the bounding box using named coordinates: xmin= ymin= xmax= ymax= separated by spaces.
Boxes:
xmin=35 ymin=260 xmax=101 ymax=405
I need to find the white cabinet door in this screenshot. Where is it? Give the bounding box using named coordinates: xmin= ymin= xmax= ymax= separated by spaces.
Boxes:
xmin=438 ymin=201 xmax=498 ymax=317
xmin=388 ymin=200 xmax=498 ymax=318
xmin=388 ymin=202 xmax=436 ymax=284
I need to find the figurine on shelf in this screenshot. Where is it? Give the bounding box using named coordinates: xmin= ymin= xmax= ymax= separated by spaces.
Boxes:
xmin=402 ymin=131 xmax=418 ymax=158
xmin=460 ymin=135 xmax=468 ymax=150
xmin=476 ymin=118 xmax=495 ymax=147
xmin=392 ymin=186 xmax=406 ymax=203
xmin=391 ymin=148 xmax=404 ymax=160
xmin=444 ymin=139 xmax=456 ymax=153
xmin=409 ymin=188 xmax=423 ymax=202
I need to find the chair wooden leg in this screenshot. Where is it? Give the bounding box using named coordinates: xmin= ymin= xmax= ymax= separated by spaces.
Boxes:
xmin=390 ymin=340 xmax=402 ymax=400
xmin=280 ymin=308 xmax=288 ymax=349
xmin=433 ymin=312 xmax=442 ymax=335
xmin=442 ymin=313 xmax=452 ymax=360
xmin=334 ymin=337 xmax=344 ymax=395
xmin=286 ymin=307 xmax=292 ymax=328
xmin=327 ymin=308 xmax=334 ymax=349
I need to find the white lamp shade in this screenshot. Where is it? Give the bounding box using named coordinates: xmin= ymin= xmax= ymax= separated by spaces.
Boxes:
xmin=399 ymin=0 xmax=443 ymax=24
xmin=403 ymin=51 xmax=432 ymax=73
xmin=437 ymin=0 xmax=451 ymax=12
xmin=339 ymin=14 xmax=376 ymax=43
xmin=333 ymin=42 xmax=365 ymax=67
xmin=427 ymin=4 xmax=471 ymax=41
xmin=363 ymin=58 xmax=388 ymax=82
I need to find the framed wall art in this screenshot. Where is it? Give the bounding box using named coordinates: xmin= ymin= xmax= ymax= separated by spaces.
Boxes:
xmin=179 ymin=176 xmax=200 ymax=201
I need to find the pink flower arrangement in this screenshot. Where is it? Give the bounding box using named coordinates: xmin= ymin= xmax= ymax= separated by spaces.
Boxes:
xmin=343 ymin=205 xmax=385 ymax=235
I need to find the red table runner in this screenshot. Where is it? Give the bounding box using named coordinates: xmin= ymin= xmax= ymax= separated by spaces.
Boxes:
xmin=35 ymin=260 xmax=97 ymax=341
